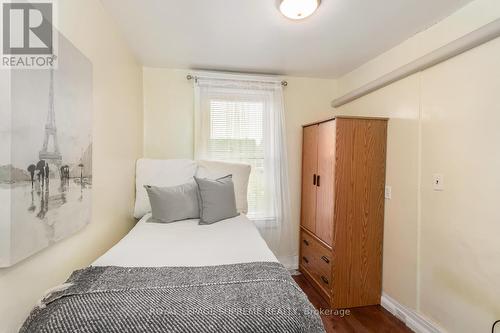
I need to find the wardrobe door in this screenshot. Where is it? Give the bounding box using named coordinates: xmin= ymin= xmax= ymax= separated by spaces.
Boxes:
xmin=315 ymin=120 xmax=336 ymax=246
xmin=300 ymin=125 xmax=318 ymax=232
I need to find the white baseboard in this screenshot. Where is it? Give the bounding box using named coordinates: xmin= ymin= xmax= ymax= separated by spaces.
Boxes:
xmin=381 ymin=293 xmax=444 ymax=333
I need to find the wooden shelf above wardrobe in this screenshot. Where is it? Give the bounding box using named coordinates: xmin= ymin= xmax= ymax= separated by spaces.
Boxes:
xmin=299 ymin=116 xmax=388 ymax=309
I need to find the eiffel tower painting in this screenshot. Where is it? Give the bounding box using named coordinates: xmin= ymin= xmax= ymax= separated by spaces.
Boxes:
xmin=39 ymin=69 xmax=63 ymax=168
xmin=0 ymin=33 xmax=93 ymax=268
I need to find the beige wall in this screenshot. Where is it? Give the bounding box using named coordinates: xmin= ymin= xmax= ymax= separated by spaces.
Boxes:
xmin=338 ymin=74 xmax=421 ymax=310
xmin=0 ymin=1 xmax=144 ymax=332
xmin=143 ymin=68 xmax=195 ymax=159
xmin=418 ymin=38 xmax=500 ymax=332
xmin=143 ymin=67 xmax=337 ymax=262
xmin=338 ymin=0 xmax=500 ymax=95
xmin=335 ymin=0 xmax=500 ymax=331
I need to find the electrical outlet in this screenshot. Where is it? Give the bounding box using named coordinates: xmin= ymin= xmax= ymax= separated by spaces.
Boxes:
xmin=433 ymin=174 xmax=444 ymax=191
xmin=385 ymin=186 xmax=392 ymax=199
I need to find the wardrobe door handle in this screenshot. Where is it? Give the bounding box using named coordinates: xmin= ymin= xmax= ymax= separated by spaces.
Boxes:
xmin=303 ymin=239 xmax=309 ymax=246
xmin=313 ymin=174 xmax=316 ymax=185
xmin=321 ymin=276 xmax=329 ymax=285
xmin=316 ymin=175 xmax=320 ymax=187
xmin=302 ymin=256 xmax=309 ymax=264
xmin=321 ymin=256 xmax=330 ymax=264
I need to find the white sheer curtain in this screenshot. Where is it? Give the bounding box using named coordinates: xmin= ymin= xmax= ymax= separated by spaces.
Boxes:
xmin=194 ymin=74 xmax=295 ymax=268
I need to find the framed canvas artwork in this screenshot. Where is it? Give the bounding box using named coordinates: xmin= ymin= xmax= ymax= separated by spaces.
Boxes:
xmin=0 ymin=32 xmax=93 ymax=267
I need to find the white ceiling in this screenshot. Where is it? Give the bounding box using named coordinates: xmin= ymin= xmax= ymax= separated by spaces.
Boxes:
xmin=101 ymin=0 xmax=473 ymax=78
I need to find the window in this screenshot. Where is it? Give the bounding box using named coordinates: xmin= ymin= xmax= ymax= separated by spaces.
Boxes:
xmin=206 ymin=98 xmax=270 ymax=219
xmin=194 ymin=74 xmax=293 ymax=263
xmin=194 ymin=77 xmax=285 ymax=221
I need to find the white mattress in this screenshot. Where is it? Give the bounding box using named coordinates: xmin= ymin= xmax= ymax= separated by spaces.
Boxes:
xmin=93 ymin=214 xmax=278 ymax=267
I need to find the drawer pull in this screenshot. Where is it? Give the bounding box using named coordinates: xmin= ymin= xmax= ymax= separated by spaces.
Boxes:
xmin=302 ymin=256 xmax=309 ymax=264
xmin=321 ymin=276 xmax=329 ymax=285
xmin=303 ymin=239 xmax=309 ymax=246
xmin=321 ymin=256 xmax=330 ymax=264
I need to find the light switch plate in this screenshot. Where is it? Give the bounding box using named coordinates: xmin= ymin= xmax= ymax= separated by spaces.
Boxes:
xmin=385 ymin=186 xmax=392 ymax=199
xmin=433 ymin=174 xmax=444 ymax=191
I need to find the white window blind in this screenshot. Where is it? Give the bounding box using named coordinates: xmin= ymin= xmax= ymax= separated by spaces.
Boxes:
xmin=207 ymin=98 xmax=271 ymax=219
xmin=194 ymin=77 xmax=284 ymax=220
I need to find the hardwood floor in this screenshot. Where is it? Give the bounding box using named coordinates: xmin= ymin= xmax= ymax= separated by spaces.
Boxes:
xmin=293 ymin=274 xmax=412 ymax=333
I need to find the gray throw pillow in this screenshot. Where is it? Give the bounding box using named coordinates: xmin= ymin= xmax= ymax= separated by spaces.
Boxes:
xmin=194 ymin=175 xmax=239 ymax=225
xmin=144 ymin=182 xmax=199 ymax=223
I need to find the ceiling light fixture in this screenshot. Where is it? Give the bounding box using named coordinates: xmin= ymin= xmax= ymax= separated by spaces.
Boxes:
xmin=279 ymin=0 xmax=320 ymax=20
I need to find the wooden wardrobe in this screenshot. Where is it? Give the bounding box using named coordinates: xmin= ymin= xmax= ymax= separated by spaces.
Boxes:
xmin=299 ymin=116 xmax=388 ymax=309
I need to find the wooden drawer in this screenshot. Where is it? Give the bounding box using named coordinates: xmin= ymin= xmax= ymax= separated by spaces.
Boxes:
xmin=300 ymin=230 xmax=332 ymax=293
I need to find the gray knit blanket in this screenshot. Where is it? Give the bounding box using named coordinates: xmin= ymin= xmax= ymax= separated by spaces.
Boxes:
xmin=21 ymin=262 xmax=325 ymax=333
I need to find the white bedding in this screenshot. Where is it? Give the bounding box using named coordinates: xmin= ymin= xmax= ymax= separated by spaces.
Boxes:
xmin=93 ymin=214 xmax=278 ymax=267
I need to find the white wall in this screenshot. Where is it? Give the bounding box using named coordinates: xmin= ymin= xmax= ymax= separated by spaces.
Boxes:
xmin=143 ymin=67 xmax=337 ymax=263
xmin=0 ymin=1 xmax=144 ymax=332
xmin=334 ymin=0 xmax=500 ymax=331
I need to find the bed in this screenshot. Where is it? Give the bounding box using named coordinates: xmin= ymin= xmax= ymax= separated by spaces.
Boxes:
xmin=20 ymin=159 xmax=325 ymax=333
xmin=92 ymin=213 xmax=278 ymax=268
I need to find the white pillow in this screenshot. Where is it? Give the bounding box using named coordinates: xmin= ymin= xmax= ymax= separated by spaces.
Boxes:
xmin=195 ymin=160 xmax=251 ymax=214
xmin=134 ymin=159 xmax=198 ymax=218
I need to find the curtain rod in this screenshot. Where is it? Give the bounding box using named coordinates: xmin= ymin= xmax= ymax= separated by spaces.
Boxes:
xmin=186 ymin=74 xmax=288 ymax=87
xmin=331 ymin=18 xmax=500 ymax=108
